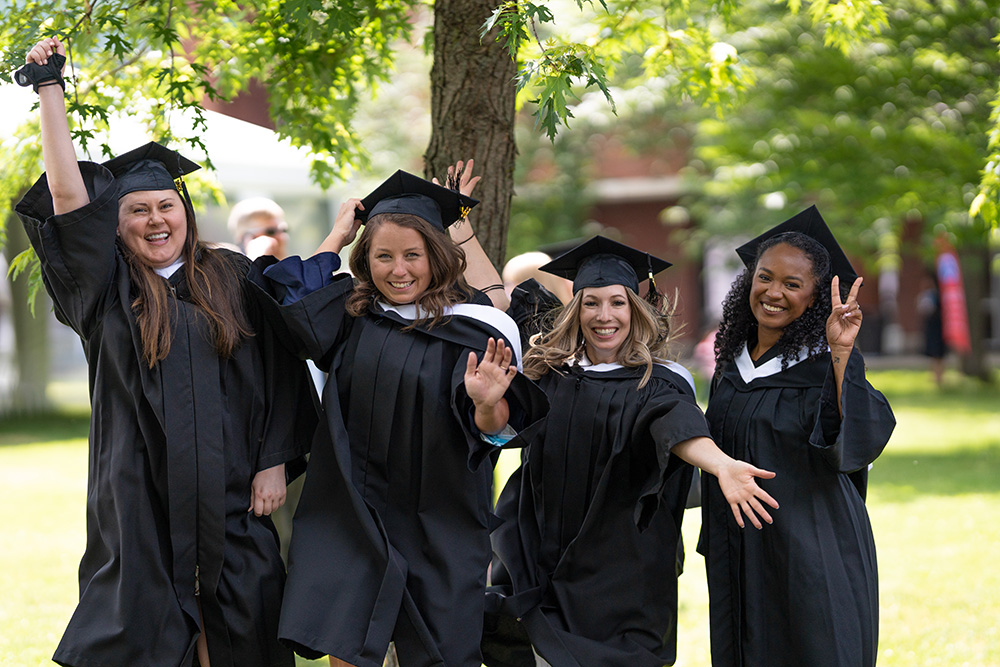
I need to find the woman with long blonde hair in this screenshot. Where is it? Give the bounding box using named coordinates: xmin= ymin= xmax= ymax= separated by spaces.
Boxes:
xmin=485 ymin=236 xmax=777 ymax=667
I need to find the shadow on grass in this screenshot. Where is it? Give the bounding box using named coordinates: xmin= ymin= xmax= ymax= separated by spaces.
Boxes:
xmin=869 ymin=443 xmax=1000 ymax=501
xmin=0 ymin=408 xmax=91 ymax=446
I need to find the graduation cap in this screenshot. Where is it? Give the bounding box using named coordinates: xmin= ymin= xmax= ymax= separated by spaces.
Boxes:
xmin=102 ymin=141 xmax=201 ymax=201
xmin=358 ymin=170 xmax=479 ymax=232
xmin=735 ymin=205 xmax=857 ymax=284
xmin=540 ymin=235 xmax=672 ymax=295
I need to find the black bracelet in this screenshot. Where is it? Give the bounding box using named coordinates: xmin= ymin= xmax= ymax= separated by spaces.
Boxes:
xmin=481 ymin=283 xmax=504 ymax=293
xmin=456 ymin=233 xmax=476 ymax=245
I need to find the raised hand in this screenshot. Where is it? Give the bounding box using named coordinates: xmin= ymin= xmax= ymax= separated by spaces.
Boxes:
xmin=827 ymin=275 xmax=864 ymax=352
xmin=316 ymin=197 xmax=364 ymax=255
xmin=26 ymin=36 xmax=65 ymax=66
xmin=435 ymin=158 xmax=481 ymax=199
xmin=465 ymin=337 xmax=516 ymax=409
xmin=715 ymin=461 xmax=779 ymax=529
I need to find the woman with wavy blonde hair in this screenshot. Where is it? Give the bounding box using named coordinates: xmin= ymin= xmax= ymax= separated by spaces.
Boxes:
xmin=485 ymin=236 xmax=777 ymax=667
xmin=523 ymin=279 xmax=674 ymax=389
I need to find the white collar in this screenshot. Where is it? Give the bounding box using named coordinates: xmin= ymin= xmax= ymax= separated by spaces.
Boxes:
xmin=154 ymin=259 xmax=184 ymax=279
xmin=735 ymin=342 xmax=812 ymax=383
xmin=377 ymin=301 xmax=524 ymax=371
xmin=572 ymin=356 xmax=697 ymax=395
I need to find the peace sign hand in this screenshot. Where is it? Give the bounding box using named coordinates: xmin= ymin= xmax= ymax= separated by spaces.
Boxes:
xmin=827 ymin=275 xmax=864 ymax=352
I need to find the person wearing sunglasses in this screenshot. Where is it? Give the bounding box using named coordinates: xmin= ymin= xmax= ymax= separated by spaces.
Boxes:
xmin=228 ymin=196 xmax=291 ymax=260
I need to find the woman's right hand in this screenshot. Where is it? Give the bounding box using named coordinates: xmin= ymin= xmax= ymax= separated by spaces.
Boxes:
xmin=26 ymin=36 xmax=65 ymax=67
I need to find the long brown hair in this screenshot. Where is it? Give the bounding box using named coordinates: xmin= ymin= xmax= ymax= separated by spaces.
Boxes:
xmin=522 ymin=287 xmax=676 ymax=389
xmin=122 ymin=196 xmax=252 ymax=368
xmin=346 ymin=213 xmax=476 ymax=328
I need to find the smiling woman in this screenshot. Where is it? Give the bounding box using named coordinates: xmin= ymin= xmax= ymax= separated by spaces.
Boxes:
xmin=702 ymin=206 xmax=895 ymax=667
xmin=484 ymin=236 xmax=777 ymax=667
xmin=247 ymin=167 xmax=548 ymax=667
xmin=116 ymin=189 xmax=188 ymax=269
xmin=13 ymin=35 xmax=317 ymax=667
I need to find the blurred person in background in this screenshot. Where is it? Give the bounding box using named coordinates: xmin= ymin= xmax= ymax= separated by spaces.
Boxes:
xmin=229 ymin=196 xmax=290 ymax=260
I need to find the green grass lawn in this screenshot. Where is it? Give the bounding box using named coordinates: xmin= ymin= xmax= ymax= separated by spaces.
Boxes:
xmin=1 ymin=369 xmax=998 ymax=666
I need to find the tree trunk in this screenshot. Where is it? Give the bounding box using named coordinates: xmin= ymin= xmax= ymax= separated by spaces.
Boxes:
xmin=426 ymin=0 xmax=518 ymax=268
xmin=958 ymin=242 xmax=994 ymax=383
xmin=3 ymin=211 xmax=53 ymax=415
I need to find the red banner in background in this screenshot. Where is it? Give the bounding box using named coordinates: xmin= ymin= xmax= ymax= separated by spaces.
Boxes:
xmin=936 ymin=245 xmax=972 ymax=355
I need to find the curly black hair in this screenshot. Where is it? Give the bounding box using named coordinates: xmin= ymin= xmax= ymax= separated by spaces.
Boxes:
xmin=714 ymin=232 xmax=841 ymax=372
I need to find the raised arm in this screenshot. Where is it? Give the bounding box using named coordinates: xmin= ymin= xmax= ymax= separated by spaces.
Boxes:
xmin=827 ymin=275 xmax=864 ymax=416
xmin=439 ymin=160 xmax=510 ymax=311
xmin=314 ymin=197 xmax=364 ymax=256
xmin=25 ymin=37 xmax=88 ymax=215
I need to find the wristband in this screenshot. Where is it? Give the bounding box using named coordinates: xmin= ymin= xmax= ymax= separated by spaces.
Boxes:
xmin=14 ymin=53 xmax=67 ymax=93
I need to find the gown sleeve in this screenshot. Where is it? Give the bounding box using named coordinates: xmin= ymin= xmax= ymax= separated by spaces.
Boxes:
xmin=634 ymin=371 xmax=714 ymax=531
xmin=507 ymin=278 xmax=564 ymax=349
xmin=808 ymin=348 xmax=895 ymax=477
xmin=249 ymin=253 xmax=355 ymax=365
xmin=242 ymin=257 xmax=319 ymax=476
xmin=14 ymin=162 xmax=121 ymax=338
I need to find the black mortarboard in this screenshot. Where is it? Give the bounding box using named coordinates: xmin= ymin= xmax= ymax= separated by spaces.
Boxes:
xmin=358 ymin=170 xmax=479 ymax=232
xmin=540 ymin=236 xmax=672 ymax=295
xmin=102 ymin=141 xmax=200 ymax=200
xmin=735 ymin=205 xmax=857 ymax=284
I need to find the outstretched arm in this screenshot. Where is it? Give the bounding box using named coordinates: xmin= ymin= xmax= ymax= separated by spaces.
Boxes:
xmin=672 ymin=436 xmax=779 ymax=529
xmin=26 ymin=37 xmax=88 ymax=215
xmin=827 ymin=275 xmax=864 ymax=417
xmin=438 ymin=159 xmax=510 ymax=311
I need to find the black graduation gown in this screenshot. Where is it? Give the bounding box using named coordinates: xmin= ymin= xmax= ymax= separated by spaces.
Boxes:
xmin=484 ymin=361 xmax=711 ymax=667
xmin=698 ymin=346 xmax=895 ymax=667
xmin=15 ymin=162 xmax=316 ymax=667
xmin=249 ymin=267 xmax=548 ymax=667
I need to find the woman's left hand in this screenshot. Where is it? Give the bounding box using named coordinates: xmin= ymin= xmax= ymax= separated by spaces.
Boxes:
xmin=249 ymin=463 xmax=287 ymax=517
xmin=465 ymin=337 xmax=516 ymax=408
xmin=827 ymin=275 xmax=864 ymax=352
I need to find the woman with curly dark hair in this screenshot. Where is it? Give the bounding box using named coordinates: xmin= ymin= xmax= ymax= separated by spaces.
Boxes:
xmin=699 ymin=206 xmax=896 ymax=667
xmin=484 ymin=236 xmax=777 ymax=667
xmin=250 ymin=168 xmax=547 ymax=667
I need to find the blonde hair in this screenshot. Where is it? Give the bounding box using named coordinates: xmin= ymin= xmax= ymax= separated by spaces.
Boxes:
xmin=522 ymin=287 xmax=676 ymax=388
